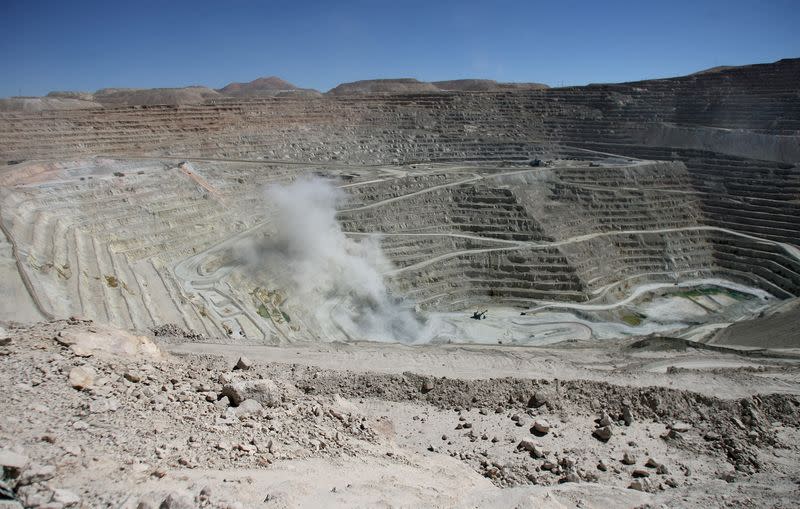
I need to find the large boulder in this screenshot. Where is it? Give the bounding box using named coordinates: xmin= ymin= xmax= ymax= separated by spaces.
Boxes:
xmin=232 ymin=399 xmax=264 ymax=417
xmin=159 ymin=492 xmax=194 ymax=509
xmin=68 ymin=366 xmax=96 ymax=390
xmin=56 ymin=325 xmax=163 ymax=359
xmin=219 ymin=380 xmax=283 ymax=407
xmin=527 ymin=390 xmax=553 ymax=408
xmin=233 ymin=356 xmax=254 ymax=371
xmin=0 ymin=449 xmax=28 ymax=474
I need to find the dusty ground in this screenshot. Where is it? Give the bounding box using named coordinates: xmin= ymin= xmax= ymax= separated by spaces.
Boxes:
xmin=2 ymin=319 xmax=800 ymax=508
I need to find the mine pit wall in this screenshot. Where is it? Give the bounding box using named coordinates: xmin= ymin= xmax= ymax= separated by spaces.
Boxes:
xmin=636 ymin=124 xmax=800 ymax=165
xmin=0 ymin=59 xmax=798 ymax=325
xmin=565 ymin=144 xmax=800 ymax=248
xmin=354 ymin=160 xmax=800 ymax=309
xmin=0 ymin=59 xmax=797 ymax=166
xmin=526 ymin=161 xmax=800 ymax=300
xmin=0 ymin=165 xmax=267 ymax=334
xmin=1 ymin=157 xmax=798 ymax=334
xmin=392 ymin=247 xmax=588 ymax=312
xmin=0 ymin=95 xmax=568 ymax=164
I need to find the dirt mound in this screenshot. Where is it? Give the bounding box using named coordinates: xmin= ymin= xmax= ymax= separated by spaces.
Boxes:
xmin=217 ymin=76 xmax=311 ymax=96
xmin=327 ymin=78 xmax=441 ymax=95
xmin=433 ymin=79 xmax=549 ymax=91
xmin=92 ymin=86 xmax=221 ymax=106
xmin=46 ymin=91 xmax=95 ymax=101
xmin=0 ymin=97 xmax=102 ymax=112
xmin=627 ymin=336 xmax=691 ymax=352
xmin=691 ymin=65 xmax=739 ymax=76
xmin=327 ymin=78 xmax=549 ymax=95
xmin=709 ymin=298 xmax=800 ymax=349
xmin=5 ymin=319 xmax=800 ymax=506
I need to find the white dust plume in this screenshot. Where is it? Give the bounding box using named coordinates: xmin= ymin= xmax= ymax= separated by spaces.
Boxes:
xmin=259 ymin=176 xmax=427 ymax=342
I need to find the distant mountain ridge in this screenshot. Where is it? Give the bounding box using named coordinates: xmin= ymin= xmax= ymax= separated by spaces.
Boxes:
xmin=326 ymin=78 xmax=550 ymax=95
xmin=2 ymin=58 xmax=795 ymax=111
xmin=432 ymin=79 xmax=548 ymax=91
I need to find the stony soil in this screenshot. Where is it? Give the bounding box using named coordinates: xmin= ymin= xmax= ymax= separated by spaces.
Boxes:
xmin=2 ymin=320 xmax=800 ymax=508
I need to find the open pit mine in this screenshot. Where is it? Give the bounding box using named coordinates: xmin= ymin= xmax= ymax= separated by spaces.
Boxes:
xmin=1 ymin=60 xmax=799 ymax=508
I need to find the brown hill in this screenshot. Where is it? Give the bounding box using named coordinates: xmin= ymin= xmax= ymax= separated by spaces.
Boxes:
xmin=218 ymin=76 xmax=302 ymax=96
xmin=327 ymin=78 xmax=440 ymax=95
xmin=92 ymin=86 xmax=221 ymax=106
xmin=690 ymin=65 xmax=739 ymax=75
xmin=328 ymin=78 xmax=549 ymax=95
xmin=0 ymin=96 xmax=103 ymax=112
xmin=433 ymin=79 xmax=549 ymax=91
xmin=46 ymin=91 xmax=96 ymax=101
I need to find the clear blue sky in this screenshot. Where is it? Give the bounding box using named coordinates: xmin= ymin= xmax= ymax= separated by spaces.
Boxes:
xmin=1 ymin=0 xmax=798 ymax=97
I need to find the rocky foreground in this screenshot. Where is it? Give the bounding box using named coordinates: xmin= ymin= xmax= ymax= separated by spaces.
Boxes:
xmin=1 ymin=320 xmax=799 ymax=508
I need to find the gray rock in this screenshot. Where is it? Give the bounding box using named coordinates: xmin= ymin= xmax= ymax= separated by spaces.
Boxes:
xmin=669 ymin=421 xmax=691 ymax=433
xmin=16 ymin=484 xmax=52 ymax=507
xmin=628 ymin=478 xmax=654 ymax=492
xmin=632 ymin=469 xmax=650 ymax=478
xmin=421 ymin=379 xmax=434 ymax=393
xmin=593 ymin=426 xmax=612 ymax=442
xmin=560 ymin=472 xmax=580 ymax=483
xmin=597 ymin=412 xmax=612 ymax=427
xmin=18 ymin=463 xmax=56 ymax=486
xmin=622 ymin=406 xmax=634 ymax=426
xmin=0 ymin=449 xmax=29 ymax=471
xmin=124 ymin=370 xmax=143 ymax=383
xmin=214 ymin=396 xmax=230 ymax=409
xmin=527 ymin=391 xmax=551 ymax=408
xmin=220 ymin=380 xmax=281 ymax=407
xmin=232 ymin=399 xmax=263 ymax=417
xmin=531 ymin=419 xmax=550 ymax=435
xmin=159 ymin=493 xmax=194 ymax=509
xmin=233 ymin=356 xmax=253 ymax=370
xmin=621 ymin=451 xmax=636 ymax=465
xmin=517 ymin=439 xmax=544 ymax=458
xmin=236 ymin=443 xmax=257 ymax=453
xmin=51 ymin=489 xmax=81 ymax=507
xmin=68 ymin=366 xmax=96 ymax=390
xmin=89 ymin=397 xmax=120 ymax=413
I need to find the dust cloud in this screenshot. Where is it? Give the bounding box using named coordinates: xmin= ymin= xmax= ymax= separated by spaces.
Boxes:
xmin=260 ymin=177 xmax=427 ymax=342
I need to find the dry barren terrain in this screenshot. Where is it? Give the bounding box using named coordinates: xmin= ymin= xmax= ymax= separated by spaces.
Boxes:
xmin=1 ymin=59 xmax=799 ymax=507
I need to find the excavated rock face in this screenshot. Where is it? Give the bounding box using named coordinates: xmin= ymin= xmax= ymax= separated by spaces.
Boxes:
xmin=0 ymin=156 xmax=796 ymax=342
xmin=0 ymin=57 xmax=798 ymax=509
xmin=0 ymin=59 xmax=797 ymax=344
